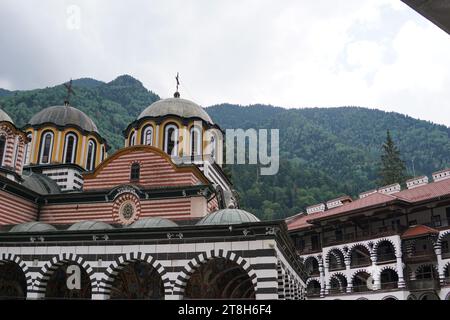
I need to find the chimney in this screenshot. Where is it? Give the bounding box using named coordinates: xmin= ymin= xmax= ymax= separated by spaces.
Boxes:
xmin=326 ymin=196 xmax=352 ymax=209
xmin=432 ymin=168 xmax=450 ymax=182
xmin=359 ymin=189 xmax=377 ymax=199
xmin=306 ymin=203 xmax=325 ymax=215
xmin=406 ymin=176 xmax=429 ymax=189
xmin=378 ymin=183 xmax=401 ymax=195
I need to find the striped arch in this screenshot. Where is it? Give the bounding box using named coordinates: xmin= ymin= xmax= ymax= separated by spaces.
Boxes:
xmin=172 ymin=249 xmax=258 ymax=299
xmin=33 ymin=253 xmax=96 ymax=298
xmin=373 ymin=238 xmax=398 ymax=257
xmin=437 ymin=230 xmax=450 ymax=245
xmin=350 ymin=268 xmax=371 ymax=282
xmin=443 ymin=261 xmax=450 ymax=275
xmin=100 ymin=252 xmax=171 ymax=298
xmin=382 ymin=295 xmax=398 ymax=300
xmin=414 ymin=263 xmax=438 ymax=275
xmin=445 ymin=292 xmax=450 ymax=301
xmin=324 ymin=247 xmax=346 ymax=261
xmin=380 ymin=265 xmax=398 ymax=272
xmin=348 ymin=242 xmax=372 ymax=255
xmin=305 ymin=277 xmax=320 ymax=286
xmin=328 ymin=271 xmax=348 ymax=287
xmin=0 ymin=253 xmax=33 ymax=292
xmin=304 ymin=255 xmax=320 ymax=264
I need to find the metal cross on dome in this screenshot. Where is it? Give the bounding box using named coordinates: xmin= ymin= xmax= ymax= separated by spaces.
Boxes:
xmin=174 ymin=73 xmax=181 ymax=98
xmin=64 ymin=79 xmax=76 ymax=105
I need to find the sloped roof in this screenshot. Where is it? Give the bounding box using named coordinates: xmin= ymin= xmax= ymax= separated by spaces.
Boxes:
xmin=401 ymin=224 xmax=439 ymax=239
xmin=288 ymin=178 xmax=450 ymax=231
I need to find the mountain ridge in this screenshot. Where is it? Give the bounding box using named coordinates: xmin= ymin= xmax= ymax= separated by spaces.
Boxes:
xmin=0 ymin=75 xmax=448 ymax=219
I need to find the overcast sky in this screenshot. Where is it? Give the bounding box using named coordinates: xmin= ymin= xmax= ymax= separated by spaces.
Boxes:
xmin=0 ymin=0 xmax=449 ymax=126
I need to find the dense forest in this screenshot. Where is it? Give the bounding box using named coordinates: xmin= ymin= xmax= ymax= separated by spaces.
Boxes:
xmin=1 ymin=75 xmax=449 ymax=220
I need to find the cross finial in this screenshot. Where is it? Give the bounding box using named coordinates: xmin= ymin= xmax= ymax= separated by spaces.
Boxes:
xmin=174 ymin=73 xmax=180 ymax=98
xmin=63 ymin=79 xmax=76 ymax=106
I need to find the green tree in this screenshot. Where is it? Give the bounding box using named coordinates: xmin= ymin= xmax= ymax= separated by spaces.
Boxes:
xmin=378 ymin=130 xmax=407 ymax=186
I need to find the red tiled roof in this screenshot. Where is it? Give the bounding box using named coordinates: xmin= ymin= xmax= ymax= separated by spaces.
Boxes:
xmin=395 ymin=178 xmax=450 ymax=202
xmin=401 ymin=224 xmax=439 ymax=239
xmin=287 ymin=178 xmax=450 ymax=232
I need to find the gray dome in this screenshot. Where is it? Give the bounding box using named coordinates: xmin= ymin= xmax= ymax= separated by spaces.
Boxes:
xmin=138 ymin=98 xmax=213 ymax=124
xmin=29 ymin=105 xmax=98 ymax=133
xmin=196 ymin=209 xmax=260 ymax=226
xmin=10 ymin=222 xmax=57 ymax=233
xmin=68 ymin=221 xmax=114 ymax=231
xmin=0 ymin=107 xmax=13 ymax=124
xmin=126 ymin=217 xmax=178 ymax=229
xmin=22 ymin=172 xmax=61 ymax=195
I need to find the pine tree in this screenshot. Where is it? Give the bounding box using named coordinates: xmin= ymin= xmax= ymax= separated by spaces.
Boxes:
xmin=379 ymin=130 xmax=407 ymax=186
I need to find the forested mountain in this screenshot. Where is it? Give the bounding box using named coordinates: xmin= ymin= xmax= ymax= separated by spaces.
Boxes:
xmin=0 ymin=75 xmax=449 ymax=219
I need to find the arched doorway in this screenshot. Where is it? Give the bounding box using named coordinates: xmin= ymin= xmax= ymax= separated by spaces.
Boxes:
xmin=45 ymin=262 xmax=92 ymax=299
xmin=329 ymin=274 xmax=347 ymax=294
xmin=380 ymin=269 xmax=399 ymax=290
xmin=184 ymin=258 xmax=255 ymax=299
xmin=0 ymin=262 xmax=27 ymax=299
xmin=304 ymin=257 xmax=320 ymax=277
xmin=352 ymin=271 xmax=372 ymax=293
xmin=420 ymin=292 xmax=440 ymax=300
xmin=306 ymin=280 xmax=321 ymax=298
xmin=350 ymin=245 xmax=371 ymax=268
xmin=110 ymin=261 xmax=164 ymax=299
xmin=376 ymin=241 xmax=396 ymax=264
xmin=327 ymin=249 xmax=345 ymax=271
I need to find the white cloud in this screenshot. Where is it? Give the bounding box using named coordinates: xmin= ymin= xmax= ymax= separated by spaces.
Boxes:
xmin=0 ymin=0 xmax=449 ymax=126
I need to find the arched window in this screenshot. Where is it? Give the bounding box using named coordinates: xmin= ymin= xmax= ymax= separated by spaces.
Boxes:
xmin=100 ymin=145 xmax=106 ymax=162
xmin=141 ymin=126 xmax=154 ymax=146
xmin=190 ymin=127 xmax=202 ymax=156
xmin=210 ymin=135 xmax=216 ymax=160
xmin=24 ymin=134 xmax=32 ymax=165
xmin=164 ymin=124 xmax=178 ymax=156
xmin=13 ymin=138 xmax=19 ymax=168
xmin=86 ymin=139 xmax=97 ymax=171
xmin=129 ymin=131 xmax=136 ymax=147
xmin=130 ymin=163 xmax=140 ymax=181
xmin=39 ymin=131 xmax=54 ymax=164
xmin=0 ymin=135 xmax=6 ymax=166
xmin=63 ymin=133 xmax=78 ymax=164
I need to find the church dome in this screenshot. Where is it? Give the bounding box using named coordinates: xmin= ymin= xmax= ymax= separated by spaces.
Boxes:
xmin=67 ymin=221 xmax=114 ymax=231
xmin=126 ymin=217 xmax=178 ymax=229
xmin=22 ymin=172 xmax=61 ymax=195
xmin=9 ymin=222 xmax=57 ymax=233
xmin=28 ymin=105 xmax=98 ymax=133
xmin=196 ymin=209 xmax=260 ymax=226
xmin=138 ymin=98 xmax=213 ymax=124
xmin=0 ymin=107 xmax=13 ymax=124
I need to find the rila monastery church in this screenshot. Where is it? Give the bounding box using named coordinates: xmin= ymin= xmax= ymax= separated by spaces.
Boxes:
xmin=0 ymin=88 xmax=449 ymax=301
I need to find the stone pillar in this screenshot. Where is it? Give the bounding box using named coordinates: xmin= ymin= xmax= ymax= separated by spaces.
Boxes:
xmin=396 ymin=255 xmax=405 ymax=288
xmin=434 ymin=244 xmax=445 ymax=285
xmin=323 ymin=260 xmax=329 ymax=296
xmin=318 ymin=258 xmax=326 ymax=297
xmin=370 ymin=252 xmax=380 ymax=290
xmin=344 ymin=255 xmax=352 ymax=293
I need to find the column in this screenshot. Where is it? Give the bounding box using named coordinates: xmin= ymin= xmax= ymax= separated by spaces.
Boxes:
xmin=345 ymin=254 xmax=352 ymax=293
xmin=318 ymin=258 xmax=326 ymax=297
xmin=370 ymin=252 xmax=380 ymax=290
xmin=396 ymin=254 xmax=405 ymax=288
xmin=434 ymin=243 xmax=445 ymax=285
xmin=324 ymin=259 xmax=330 ymax=296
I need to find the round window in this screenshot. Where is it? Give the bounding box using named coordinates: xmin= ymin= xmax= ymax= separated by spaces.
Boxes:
xmin=119 ymin=201 xmax=136 ymax=222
